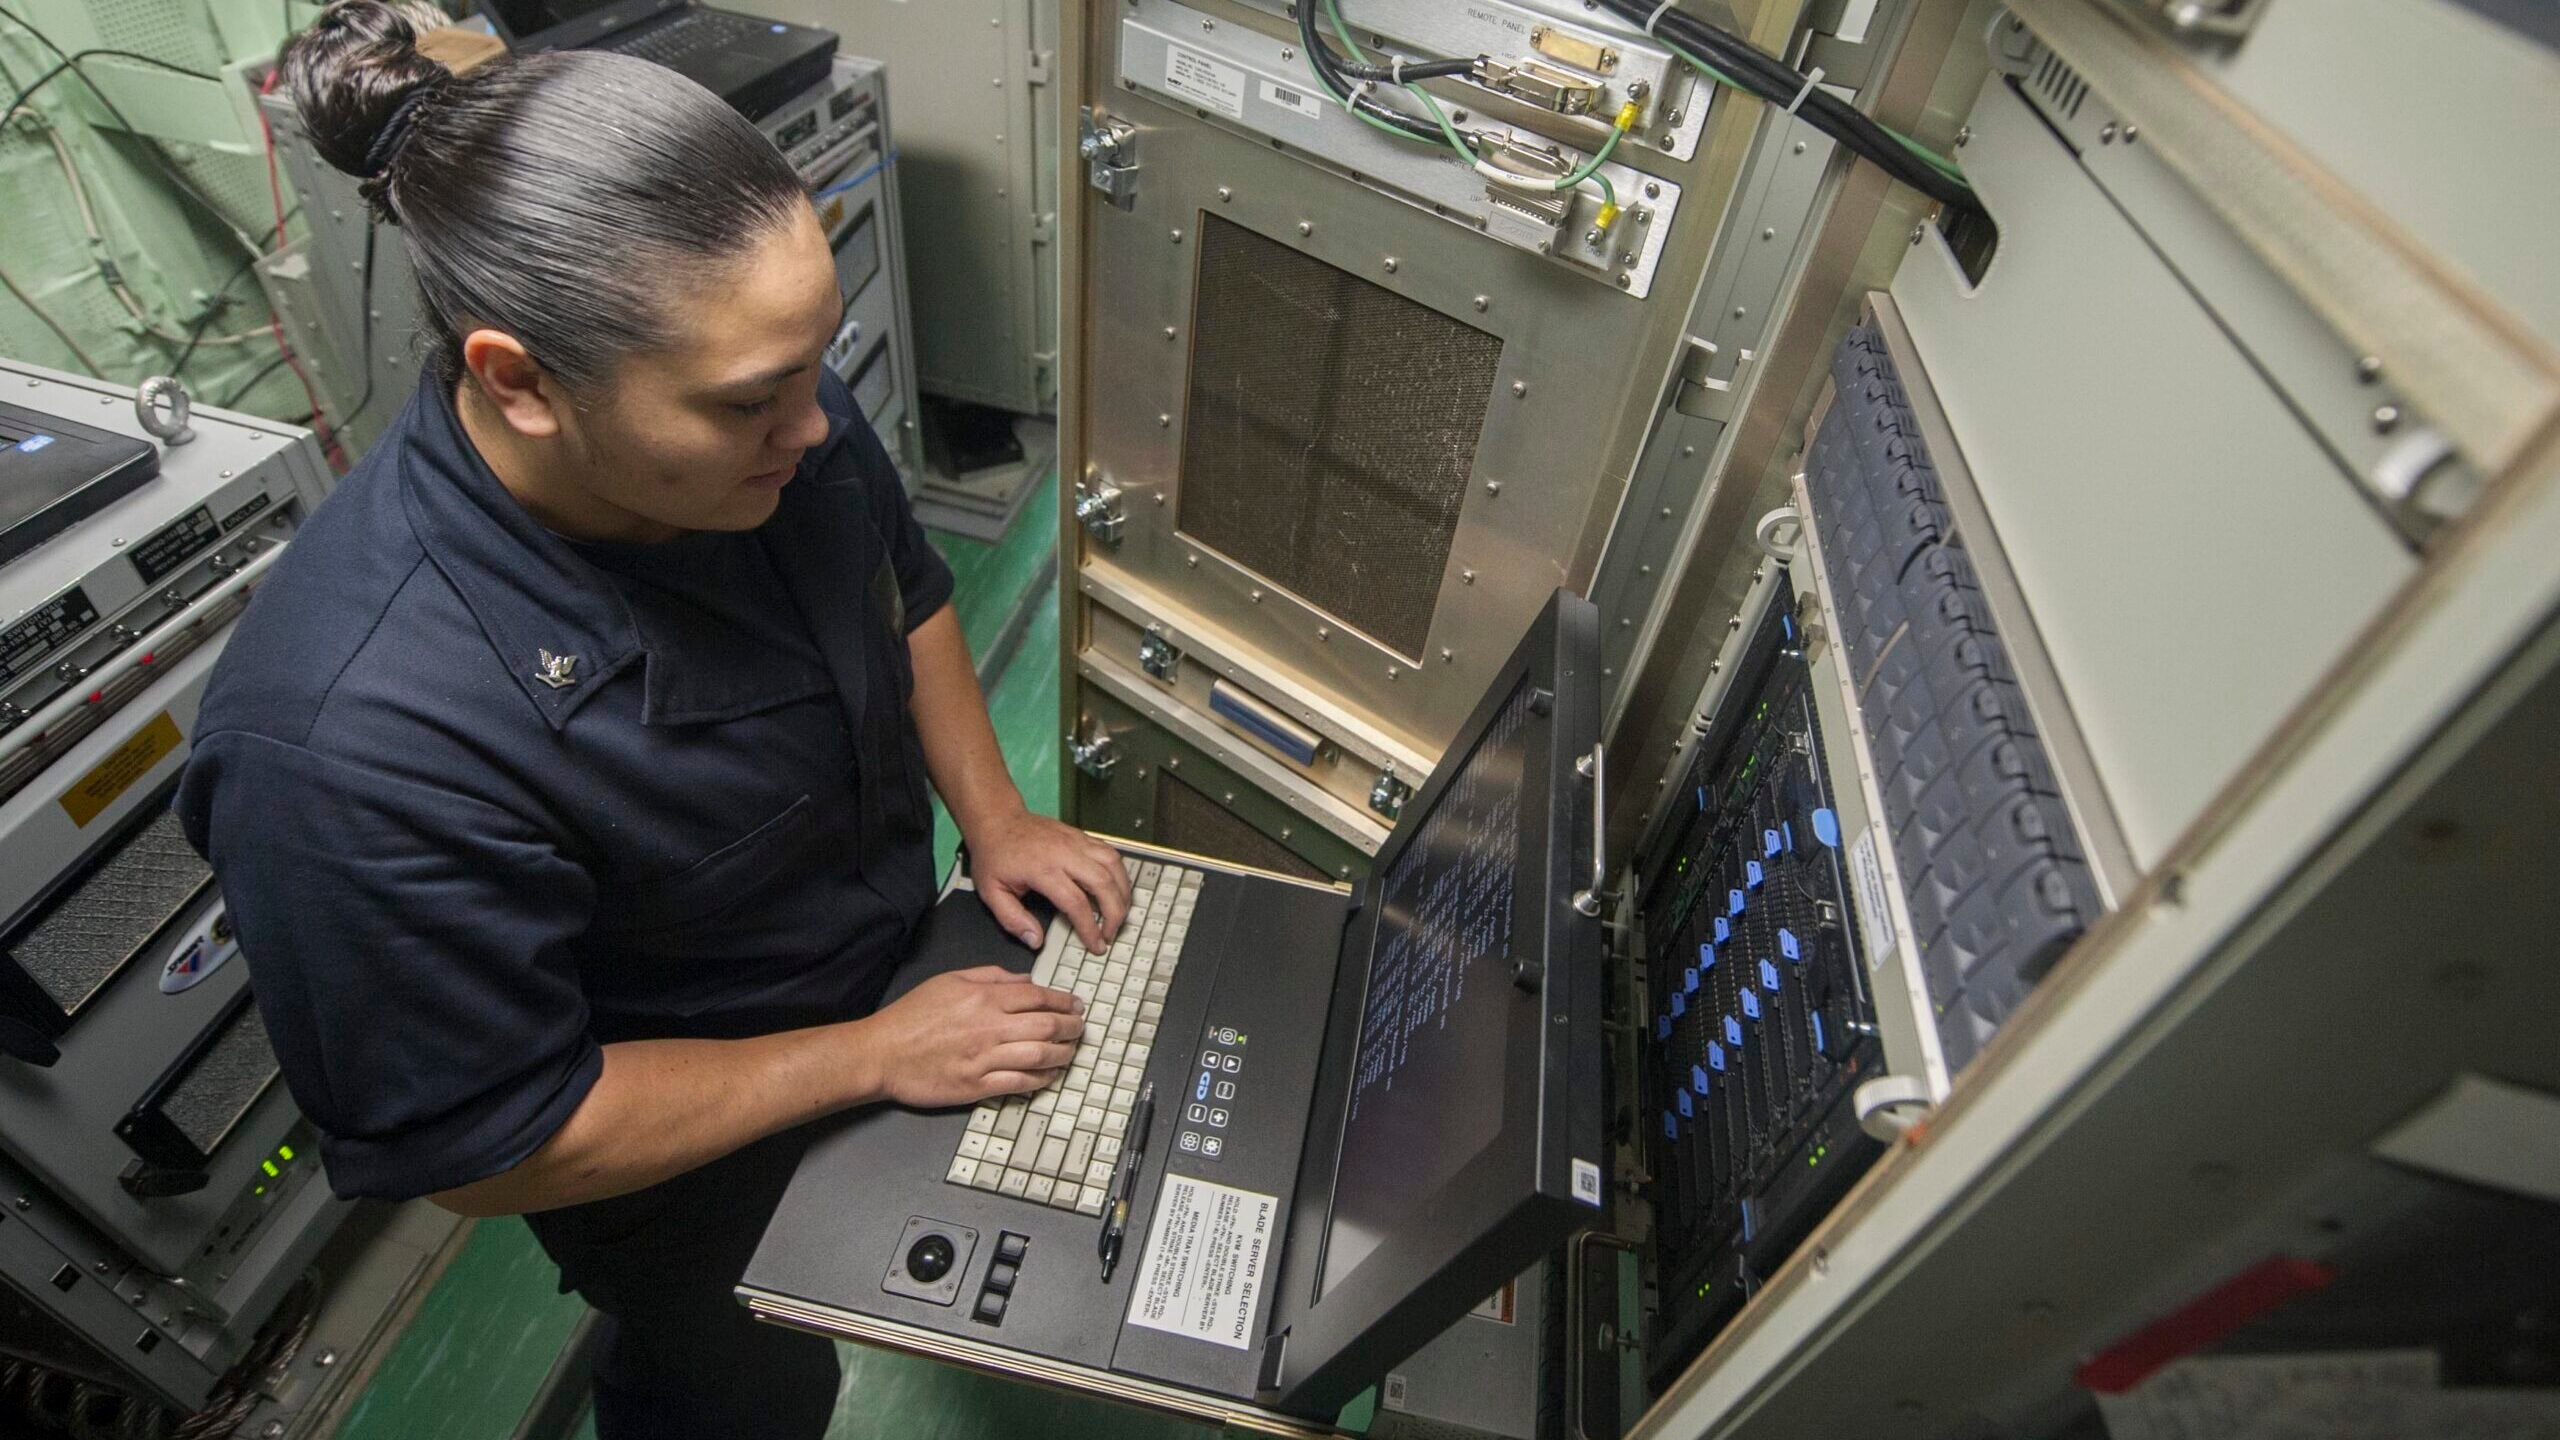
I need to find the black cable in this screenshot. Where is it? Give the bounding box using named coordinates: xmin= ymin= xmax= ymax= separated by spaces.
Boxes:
xmin=218 ymin=351 xmax=290 ymax=407
xmin=1294 ymin=0 xmax=1446 ymax=146
xmin=0 ymin=7 xmax=270 ymax=254
xmin=1591 ymin=0 xmax=1971 ymax=208
xmin=337 ymin=214 xmax=381 ymax=428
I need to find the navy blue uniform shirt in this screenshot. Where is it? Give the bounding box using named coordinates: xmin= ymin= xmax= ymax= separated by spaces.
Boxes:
xmin=176 ymin=370 xmax=953 ymax=1201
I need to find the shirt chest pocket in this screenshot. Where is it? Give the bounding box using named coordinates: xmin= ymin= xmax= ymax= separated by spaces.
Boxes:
xmin=589 ymin=791 xmax=831 ymax=936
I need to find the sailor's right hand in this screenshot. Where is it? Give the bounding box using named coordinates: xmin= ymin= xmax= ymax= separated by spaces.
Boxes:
xmin=860 ymin=965 xmax=1083 ymax=1107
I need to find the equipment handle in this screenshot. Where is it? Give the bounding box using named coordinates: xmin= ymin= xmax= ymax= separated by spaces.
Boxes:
xmin=1572 ymin=743 xmax=1605 ymax=917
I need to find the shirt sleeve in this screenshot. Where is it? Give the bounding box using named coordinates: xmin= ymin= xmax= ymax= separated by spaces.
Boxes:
xmin=813 ymin=369 xmax=953 ymax=634
xmin=177 ymin=729 xmax=603 ymax=1202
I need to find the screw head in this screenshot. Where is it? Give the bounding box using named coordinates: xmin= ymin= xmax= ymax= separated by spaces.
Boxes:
xmin=1297 ymin=220 xmax=1313 ymax=236
xmin=2100 ymin=121 xmax=2117 ymax=143
xmin=1955 ymin=125 xmax=1972 ymax=148
xmin=1472 ymin=294 xmax=1489 ymax=311
xmin=2373 ymin=403 xmax=2404 ymax=434
xmin=1217 ymin=186 xmax=1232 ymax=202
xmin=1383 ymin=256 xmax=1398 ymax=272
xmin=1461 ymin=568 xmax=1476 ymax=583
xmin=1643 ymin=181 xmax=1661 ymax=199
xmin=1163 ymin=325 xmax=1177 ymax=341
xmin=1909 ymin=224 xmax=1926 ymax=246
xmin=1169 ymin=227 xmax=1183 ymax=243
xmin=1157 ymin=413 xmax=1170 ymax=427
xmin=2356 ymin=355 xmax=2385 ymax=383
xmin=1485 ymin=480 xmax=1502 ymax=494
xmin=1511 ymin=380 xmax=1528 ymax=397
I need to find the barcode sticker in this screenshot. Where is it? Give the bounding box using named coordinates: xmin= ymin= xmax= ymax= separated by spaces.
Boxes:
xmin=1260 ymin=78 xmax=1325 ymax=120
xmin=1164 ymin=44 xmax=1245 ymax=119
xmin=1572 ymin=1157 xmax=1602 ymax=1207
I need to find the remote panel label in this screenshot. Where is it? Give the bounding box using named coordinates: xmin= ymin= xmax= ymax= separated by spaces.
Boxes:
xmin=1127 ymin=1174 xmax=1275 ymax=1349
xmin=1850 ymin=826 xmax=1897 ymax=973
xmin=1164 ymin=44 xmax=1245 ymax=119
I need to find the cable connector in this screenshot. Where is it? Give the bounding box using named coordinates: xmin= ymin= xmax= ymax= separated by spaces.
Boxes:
xmin=1595 ymin=200 xmax=1622 ymax=231
xmin=1613 ymin=101 xmax=1640 ymax=132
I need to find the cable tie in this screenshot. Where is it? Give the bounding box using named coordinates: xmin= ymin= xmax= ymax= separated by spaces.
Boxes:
xmin=1642 ymin=0 xmax=1677 ymax=36
xmin=1784 ymin=65 xmax=1825 ymax=117
xmin=1390 ymin=55 xmax=1405 ymax=85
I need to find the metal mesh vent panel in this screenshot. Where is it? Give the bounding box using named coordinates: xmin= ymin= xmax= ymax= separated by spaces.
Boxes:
xmin=162 ymin=1004 xmax=278 ymax=1155
xmin=7 ymin=808 xmax=211 ymax=1013
xmin=1177 ymin=215 xmax=1502 ymax=660
xmin=1152 ymin=770 xmax=1327 ymax=883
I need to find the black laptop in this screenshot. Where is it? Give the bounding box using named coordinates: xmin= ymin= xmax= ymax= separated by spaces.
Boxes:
xmin=739 ymin=589 xmax=1609 ymax=1423
xmin=479 ymin=0 xmax=835 ymax=122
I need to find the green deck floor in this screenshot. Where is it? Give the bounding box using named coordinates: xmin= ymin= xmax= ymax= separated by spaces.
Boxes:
xmin=323 ymin=484 xmax=1224 ymax=1440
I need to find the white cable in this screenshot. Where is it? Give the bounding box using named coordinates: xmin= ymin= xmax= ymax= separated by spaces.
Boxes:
xmin=1784 ymin=64 xmax=1824 ymax=117
xmin=1643 ymin=0 xmax=1678 ymax=36
xmin=41 ymin=119 xmax=266 ymax=347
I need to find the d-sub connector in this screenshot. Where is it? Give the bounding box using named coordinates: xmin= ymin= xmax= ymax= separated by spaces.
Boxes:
xmin=1479 ymin=138 xmax=1575 ymax=253
xmin=1473 ymin=56 xmax=1602 ymax=116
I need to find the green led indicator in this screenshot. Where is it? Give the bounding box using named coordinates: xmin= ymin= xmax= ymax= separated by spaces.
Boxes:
xmin=277 ymin=1145 xmax=294 ymax=1161
xmin=261 ymin=1160 xmax=279 ymax=1177
xmin=253 ymin=1185 xmax=266 ymax=1196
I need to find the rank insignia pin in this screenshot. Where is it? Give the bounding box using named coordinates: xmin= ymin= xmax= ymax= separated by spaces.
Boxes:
xmin=534 ymin=648 xmax=580 ymax=690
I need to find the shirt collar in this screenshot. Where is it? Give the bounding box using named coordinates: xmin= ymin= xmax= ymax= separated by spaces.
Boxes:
xmin=395 ymin=377 xmax=864 ymax=733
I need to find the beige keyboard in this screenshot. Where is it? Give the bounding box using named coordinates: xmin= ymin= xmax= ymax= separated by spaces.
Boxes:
xmin=944 ymin=858 xmax=1202 ymax=1212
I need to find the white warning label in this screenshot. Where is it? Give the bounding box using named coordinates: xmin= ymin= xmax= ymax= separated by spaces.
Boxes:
xmin=1850 ymin=826 xmax=1897 ymax=973
xmin=1127 ymin=1174 xmax=1277 ymax=1350
xmin=1163 ymin=44 xmax=1246 ymax=119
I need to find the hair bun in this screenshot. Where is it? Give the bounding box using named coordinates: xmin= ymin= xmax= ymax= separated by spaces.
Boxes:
xmin=282 ymin=0 xmax=450 ymax=184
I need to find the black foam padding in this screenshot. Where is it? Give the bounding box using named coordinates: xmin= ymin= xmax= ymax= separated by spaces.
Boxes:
xmin=1801 ymin=325 xmax=2101 ymax=1071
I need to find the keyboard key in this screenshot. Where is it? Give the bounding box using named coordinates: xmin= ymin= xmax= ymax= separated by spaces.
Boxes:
xmin=944 ymin=862 xmax=1202 ymax=1202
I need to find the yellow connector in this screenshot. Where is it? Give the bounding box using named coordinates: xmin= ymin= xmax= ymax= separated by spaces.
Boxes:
xmin=1613 ymin=101 xmax=1640 ymax=133
xmin=1596 ymin=200 xmax=1622 ymax=231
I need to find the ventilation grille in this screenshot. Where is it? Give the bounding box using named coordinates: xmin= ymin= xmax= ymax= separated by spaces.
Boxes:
xmin=1151 ymin=770 xmax=1327 ymax=883
xmin=1177 ymin=214 xmax=1503 ymax=661
xmin=2031 ymin=49 xmax=2090 ymax=120
xmin=161 ymin=1002 xmax=279 ymax=1155
xmin=7 ymin=807 xmax=212 ymax=1015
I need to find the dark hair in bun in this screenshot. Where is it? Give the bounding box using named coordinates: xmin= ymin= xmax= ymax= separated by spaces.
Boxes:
xmin=279 ymin=0 xmax=808 ymax=391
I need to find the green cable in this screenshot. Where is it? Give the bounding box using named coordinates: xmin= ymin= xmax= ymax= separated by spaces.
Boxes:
xmin=1322 ymin=0 xmax=1617 ymax=207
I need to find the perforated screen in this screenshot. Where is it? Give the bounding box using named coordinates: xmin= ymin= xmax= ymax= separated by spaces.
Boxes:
xmin=6 ymin=807 xmax=211 ymax=1014
xmin=1151 ymin=769 xmax=1327 ymax=882
xmin=1177 ymin=215 xmax=1503 ymax=660
xmin=162 ymin=1003 xmax=278 ymax=1156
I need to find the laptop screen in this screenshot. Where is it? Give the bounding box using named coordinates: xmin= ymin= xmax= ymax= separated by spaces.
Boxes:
xmin=1317 ymin=675 xmax=1536 ymax=1298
